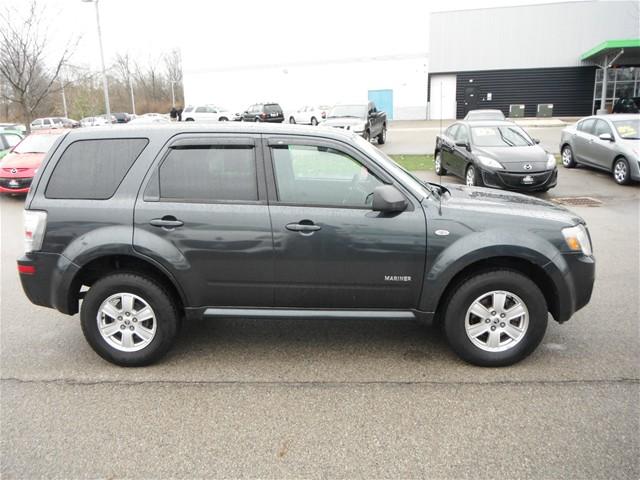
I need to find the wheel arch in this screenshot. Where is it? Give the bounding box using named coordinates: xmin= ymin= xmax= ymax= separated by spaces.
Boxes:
xmin=611 ymin=154 xmax=627 ymax=171
xmin=432 ymin=256 xmax=560 ymax=325
xmin=66 ymin=254 xmax=186 ymax=316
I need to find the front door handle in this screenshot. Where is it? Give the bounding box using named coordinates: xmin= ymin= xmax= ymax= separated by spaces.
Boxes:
xmin=150 ymin=216 xmax=184 ymax=228
xmin=286 ymin=222 xmax=321 ymax=233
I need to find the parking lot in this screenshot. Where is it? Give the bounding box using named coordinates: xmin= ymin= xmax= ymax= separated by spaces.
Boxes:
xmin=1 ymin=124 xmax=638 ymax=478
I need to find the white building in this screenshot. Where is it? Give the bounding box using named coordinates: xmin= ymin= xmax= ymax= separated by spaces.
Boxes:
xmin=183 ymin=54 xmax=429 ymax=121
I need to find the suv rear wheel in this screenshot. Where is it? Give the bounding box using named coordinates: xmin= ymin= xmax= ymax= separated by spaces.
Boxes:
xmin=443 ymin=270 xmax=548 ymax=367
xmin=80 ymin=273 xmax=179 ymax=367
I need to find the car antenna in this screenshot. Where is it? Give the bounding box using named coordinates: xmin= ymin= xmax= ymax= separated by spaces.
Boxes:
xmin=438 ymin=81 xmax=443 ymax=215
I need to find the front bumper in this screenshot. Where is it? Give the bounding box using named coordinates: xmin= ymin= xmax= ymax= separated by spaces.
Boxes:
xmin=481 ymin=168 xmax=557 ymax=192
xmin=544 ymin=252 xmax=595 ymax=323
xmin=0 ymin=176 xmax=32 ymax=194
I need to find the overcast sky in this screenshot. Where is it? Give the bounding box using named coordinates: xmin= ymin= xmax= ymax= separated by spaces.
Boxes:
xmin=16 ymin=0 xmax=584 ymax=72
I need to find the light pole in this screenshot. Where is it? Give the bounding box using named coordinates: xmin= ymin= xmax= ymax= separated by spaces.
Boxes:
xmin=60 ymin=77 xmax=68 ymax=118
xmin=82 ymin=0 xmax=111 ymax=120
xmin=129 ymin=76 xmax=136 ymax=115
xmin=170 ymin=81 xmax=177 ymax=108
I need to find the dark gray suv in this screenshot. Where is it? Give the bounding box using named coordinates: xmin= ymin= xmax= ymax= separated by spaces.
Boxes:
xmin=18 ymin=124 xmax=595 ymax=367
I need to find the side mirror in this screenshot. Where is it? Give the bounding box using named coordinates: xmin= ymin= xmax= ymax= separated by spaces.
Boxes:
xmin=372 ymin=185 xmax=408 ymax=213
xmin=455 ymin=141 xmax=471 ymax=151
xmin=599 ymin=133 xmax=614 ymax=142
xmin=533 ymin=138 xmax=540 ymax=144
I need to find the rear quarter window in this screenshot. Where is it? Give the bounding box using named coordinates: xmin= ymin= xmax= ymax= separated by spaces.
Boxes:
xmin=45 ymin=138 xmax=148 ymax=199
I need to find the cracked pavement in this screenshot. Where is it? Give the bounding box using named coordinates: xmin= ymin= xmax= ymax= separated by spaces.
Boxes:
xmin=1 ymin=165 xmax=639 ymax=478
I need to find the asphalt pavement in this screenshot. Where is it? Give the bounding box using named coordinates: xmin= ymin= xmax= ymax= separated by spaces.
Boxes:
xmin=1 ymin=159 xmax=639 ymax=478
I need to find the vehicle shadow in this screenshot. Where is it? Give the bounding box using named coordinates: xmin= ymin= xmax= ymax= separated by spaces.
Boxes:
xmin=169 ymin=316 xmax=453 ymax=364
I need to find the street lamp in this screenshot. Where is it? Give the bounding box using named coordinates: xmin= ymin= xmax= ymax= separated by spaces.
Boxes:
xmin=82 ymin=0 xmax=111 ymax=120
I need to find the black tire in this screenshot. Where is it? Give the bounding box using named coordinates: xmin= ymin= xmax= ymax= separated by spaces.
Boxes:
xmin=80 ymin=273 xmax=179 ymax=367
xmin=289 ymin=116 xmax=296 ymax=124
xmin=465 ymin=164 xmax=483 ymax=187
xmin=219 ymin=117 xmax=228 ymax=122
xmin=613 ymin=157 xmax=631 ymax=185
xmin=310 ymin=117 xmax=318 ymax=126
xmin=434 ymin=151 xmax=447 ymax=176
xmin=561 ymin=144 xmax=576 ymax=168
xmin=255 ymin=117 xmax=261 ymax=122
xmin=377 ymin=126 xmax=386 ymax=145
xmin=363 ymin=129 xmax=370 ymax=141
xmin=443 ymin=270 xmax=548 ymax=367
xmin=185 ymin=118 xmax=194 ymax=122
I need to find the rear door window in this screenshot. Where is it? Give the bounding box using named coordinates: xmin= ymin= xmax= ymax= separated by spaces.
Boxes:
xmin=578 ymin=119 xmax=596 ymax=135
xmin=46 ymin=138 xmax=148 ymax=199
xmin=159 ymin=145 xmax=258 ymax=202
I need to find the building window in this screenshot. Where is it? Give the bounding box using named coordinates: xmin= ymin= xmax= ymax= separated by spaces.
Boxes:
xmin=593 ymin=67 xmax=638 ymax=114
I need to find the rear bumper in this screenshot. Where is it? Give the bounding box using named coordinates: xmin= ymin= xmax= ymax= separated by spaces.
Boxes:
xmin=18 ymin=252 xmax=80 ymax=315
xmin=481 ymin=168 xmax=557 ymax=192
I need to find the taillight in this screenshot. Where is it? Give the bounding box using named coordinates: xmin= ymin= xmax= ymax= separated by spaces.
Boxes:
xmin=260 ymin=113 xmax=266 ymax=118
xmin=24 ymin=210 xmax=47 ymax=253
xmin=18 ymin=264 xmax=35 ymax=275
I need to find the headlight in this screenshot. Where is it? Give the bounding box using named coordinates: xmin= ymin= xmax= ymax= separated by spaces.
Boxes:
xmin=546 ymin=153 xmax=557 ymax=169
xmin=477 ymin=155 xmax=504 ymax=169
xmin=562 ymin=224 xmax=592 ymax=256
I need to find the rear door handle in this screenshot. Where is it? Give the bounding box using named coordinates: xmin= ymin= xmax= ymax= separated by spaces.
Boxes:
xmin=286 ymin=222 xmax=321 ymax=233
xmin=150 ymin=216 xmax=184 ymax=228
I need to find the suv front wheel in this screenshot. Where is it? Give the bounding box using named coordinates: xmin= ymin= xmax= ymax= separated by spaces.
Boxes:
xmin=443 ymin=270 xmax=548 ymax=367
xmin=80 ymin=273 xmax=179 ymax=367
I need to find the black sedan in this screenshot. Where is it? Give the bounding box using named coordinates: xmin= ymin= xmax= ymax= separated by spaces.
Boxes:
xmin=434 ymin=120 xmax=558 ymax=192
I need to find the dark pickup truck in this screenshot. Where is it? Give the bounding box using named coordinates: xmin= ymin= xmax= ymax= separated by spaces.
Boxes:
xmin=322 ymin=102 xmax=387 ymax=144
xmin=18 ymin=123 xmax=594 ymax=367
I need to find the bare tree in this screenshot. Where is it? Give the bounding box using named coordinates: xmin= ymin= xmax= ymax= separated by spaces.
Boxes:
xmin=0 ymin=0 xmax=78 ymax=129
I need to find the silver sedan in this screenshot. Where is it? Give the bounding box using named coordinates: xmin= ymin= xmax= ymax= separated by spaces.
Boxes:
xmin=560 ymin=114 xmax=640 ymax=185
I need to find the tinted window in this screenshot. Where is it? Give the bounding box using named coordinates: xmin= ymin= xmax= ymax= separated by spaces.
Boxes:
xmin=578 ymin=119 xmax=596 ymax=135
xmin=271 ymin=144 xmax=383 ymax=207
xmin=159 ymin=145 xmax=257 ymax=202
xmin=195 ymin=107 xmax=207 ymax=113
xmin=46 ymin=138 xmax=148 ymax=199
xmin=264 ymin=105 xmax=281 ymax=113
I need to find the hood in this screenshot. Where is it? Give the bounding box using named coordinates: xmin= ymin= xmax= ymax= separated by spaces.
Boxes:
xmin=474 ymin=145 xmax=549 ymax=171
xmin=323 ymin=117 xmax=366 ymax=128
xmin=441 ymin=184 xmax=582 ymax=227
xmin=0 ymin=152 xmax=44 ymax=171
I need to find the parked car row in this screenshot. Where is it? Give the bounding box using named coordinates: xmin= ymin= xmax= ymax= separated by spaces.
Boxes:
xmin=31 ymin=117 xmax=79 ymax=130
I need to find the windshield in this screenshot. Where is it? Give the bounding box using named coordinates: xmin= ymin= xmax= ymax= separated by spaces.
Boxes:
xmin=353 ymin=135 xmax=431 ymax=200
xmin=328 ymin=105 xmax=367 ymax=119
xmin=13 ymin=133 xmax=62 ymax=154
xmin=471 ymin=125 xmax=533 ymax=147
xmin=613 ymin=120 xmax=640 ymax=139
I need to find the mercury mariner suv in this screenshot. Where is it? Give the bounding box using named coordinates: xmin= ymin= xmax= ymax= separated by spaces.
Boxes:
xmin=18 ymin=123 xmax=595 ymax=367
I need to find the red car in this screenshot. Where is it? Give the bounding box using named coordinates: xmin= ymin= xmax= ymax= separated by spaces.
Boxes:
xmin=0 ymin=129 xmax=68 ymax=194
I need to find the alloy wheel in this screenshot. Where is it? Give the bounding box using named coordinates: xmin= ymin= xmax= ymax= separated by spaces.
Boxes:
xmin=614 ymin=161 xmax=627 ymax=183
xmin=466 ymin=167 xmax=475 ymax=186
xmin=97 ymin=292 xmax=157 ymax=352
xmin=562 ymin=148 xmax=572 ymax=166
xmin=465 ymin=290 xmax=529 ymax=352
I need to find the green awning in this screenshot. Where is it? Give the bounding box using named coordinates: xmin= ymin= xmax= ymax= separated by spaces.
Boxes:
xmin=580 ymin=38 xmax=640 ymax=65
